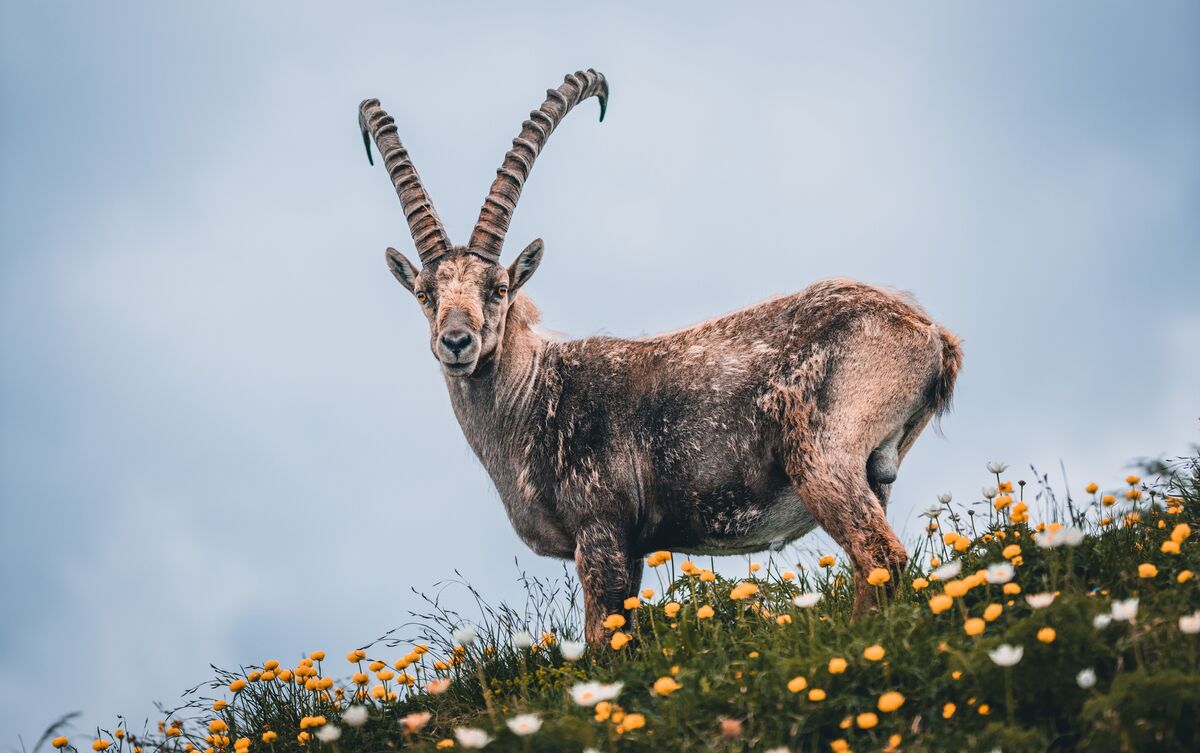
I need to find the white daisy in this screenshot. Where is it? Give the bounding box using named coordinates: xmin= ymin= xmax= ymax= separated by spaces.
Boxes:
xmin=569 ymin=681 xmax=623 ymax=707
xmin=1025 ymin=592 xmax=1056 ymax=609
xmin=342 ymin=706 xmax=368 ymax=727
xmin=315 ymin=725 xmax=341 ymax=743
xmin=931 ymin=560 xmax=962 ymax=580
xmin=1111 ymin=598 xmax=1139 ymax=622
xmin=454 ymin=727 xmax=493 ymax=749
xmin=793 ymin=592 xmax=821 ymax=608
xmin=985 ymin=562 xmax=1014 ymax=584
xmin=988 ymin=644 xmax=1024 ymax=667
xmin=506 ymin=714 xmax=542 ymax=736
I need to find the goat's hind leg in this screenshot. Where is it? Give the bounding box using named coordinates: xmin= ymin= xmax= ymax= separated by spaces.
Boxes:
xmin=787 ymin=452 xmax=907 ymax=617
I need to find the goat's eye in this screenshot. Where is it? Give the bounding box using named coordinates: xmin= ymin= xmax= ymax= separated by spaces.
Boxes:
xmin=496 ymin=285 xmax=509 ymax=299
xmin=416 ymin=292 xmax=428 ymax=304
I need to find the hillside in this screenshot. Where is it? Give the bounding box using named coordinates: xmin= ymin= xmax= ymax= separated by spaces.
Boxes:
xmin=39 ymin=452 xmax=1200 ymax=753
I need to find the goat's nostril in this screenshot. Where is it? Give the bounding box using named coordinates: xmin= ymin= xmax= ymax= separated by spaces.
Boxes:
xmin=440 ymin=331 xmax=473 ymax=355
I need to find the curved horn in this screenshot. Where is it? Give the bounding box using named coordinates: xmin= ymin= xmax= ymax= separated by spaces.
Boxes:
xmin=359 ymin=99 xmax=452 ymax=264
xmin=468 ymin=69 xmax=608 ymax=262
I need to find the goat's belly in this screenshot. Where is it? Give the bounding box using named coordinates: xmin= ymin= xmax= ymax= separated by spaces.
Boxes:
xmin=688 ymin=487 xmax=818 ymax=555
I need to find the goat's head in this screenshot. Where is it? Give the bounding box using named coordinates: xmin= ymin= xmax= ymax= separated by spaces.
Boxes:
xmin=360 ymin=69 xmax=607 ymax=377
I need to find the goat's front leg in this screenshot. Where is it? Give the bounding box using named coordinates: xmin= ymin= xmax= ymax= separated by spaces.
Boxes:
xmin=574 ymin=526 xmax=636 ymax=646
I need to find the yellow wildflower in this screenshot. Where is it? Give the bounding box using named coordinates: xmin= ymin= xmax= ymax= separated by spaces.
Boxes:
xmin=978 ymin=704 xmax=991 ymax=715
xmin=1139 ymin=563 xmax=1158 ymax=578
xmin=942 ymin=702 xmax=956 ymax=718
xmin=1172 ymin=523 xmax=1192 ymax=543
xmin=664 ymin=602 xmax=681 ymax=618
xmin=828 ymin=657 xmax=848 ymax=674
xmin=209 ymin=720 xmax=228 ymax=733
xmin=699 ymin=569 xmax=717 ymax=582
xmin=781 ymin=570 xmax=796 ymax=581
xmin=877 ymin=691 xmax=905 ymax=712
xmin=623 ymin=596 xmax=640 ymax=610
xmin=863 ymin=644 xmax=885 ymax=661
xmin=610 ymin=632 xmax=631 ymax=650
xmin=1085 ymin=482 xmax=1098 ymax=494
xmin=867 ymin=568 xmax=890 ymax=586
xmin=984 ymin=603 xmax=1003 ymax=622
xmin=1162 ymin=540 xmax=1181 ymax=555
xmin=653 ymin=676 xmax=682 ymax=696
xmin=808 ymin=688 xmax=826 ymax=701
xmin=697 ymin=605 xmax=715 ymax=619
xmin=776 ymin=614 xmax=793 ymax=625
xmin=91 ymin=742 xmax=110 ymax=752
xmin=944 ymin=579 xmax=968 ymax=598
xmin=1179 ymin=570 xmax=1194 ymax=583
xmin=1002 ymin=544 xmax=1021 ymax=559
xmin=229 ymin=679 xmax=247 ymax=692
xmin=787 ymin=676 xmax=808 ymax=693
xmin=603 ymin=614 xmax=627 ymax=630
xmin=436 ymin=740 xmax=454 ymax=750
xmin=929 ymin=594 xmax=953 ymax=614
xmin=617 ymin=713 xmax=645 ymax=732
xmin=52 ymin=738 xmax=69 ymax=749
xmin=856 ymin=712 xmax=878 ymax=729
xmin=964 ymin=618 xmax=985 ymax=637
xmin=819 ymin=555 xmax=836 ymax=567
xmin=730 ymin=582 xmax=759 ymax=600
xmin=1003 ymin=582 xmax=1021 ymax=595
xmin=1102 ymin=494 xmax=1116 ymax=507
xmin=594 ymin=702 xmax=612 ymax=722
xmin=1038 ymin=627 xmax=1056 ymax=643
xmin=1126 ymin=474 xmax=1140 ymax=485
xmin=261 ymin=732 xmax=277 ymax=744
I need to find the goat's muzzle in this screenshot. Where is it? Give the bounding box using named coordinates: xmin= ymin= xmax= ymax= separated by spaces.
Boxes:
xmin=437 ymin=327 xmax=479 ymax=376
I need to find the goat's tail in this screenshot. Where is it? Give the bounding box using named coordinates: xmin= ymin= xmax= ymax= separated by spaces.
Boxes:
xmin=930 ymin=327 xmax=964 ymax=423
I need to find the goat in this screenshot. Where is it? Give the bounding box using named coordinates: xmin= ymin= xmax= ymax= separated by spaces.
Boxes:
xmin=359 ymin=69 xmax=962 ymax=644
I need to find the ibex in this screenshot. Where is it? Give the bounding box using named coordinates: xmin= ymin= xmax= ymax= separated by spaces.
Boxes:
xmin=359 ymin=69 xmax=962 ymax=644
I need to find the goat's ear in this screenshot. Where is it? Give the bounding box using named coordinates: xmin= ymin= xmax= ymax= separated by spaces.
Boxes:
xmin=385 ymin=247 xmax=419 ymax=293
xmin=508 ymin=239 xmax=543 ymax=293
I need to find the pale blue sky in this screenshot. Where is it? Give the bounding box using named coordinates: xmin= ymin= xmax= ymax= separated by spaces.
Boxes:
xmin=2 ymin=1 xmax=1198 ymax=741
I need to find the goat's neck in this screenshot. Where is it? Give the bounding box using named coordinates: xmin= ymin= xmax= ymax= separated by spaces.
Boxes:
xmin=444 ymin=296 xmax=552 ymax=476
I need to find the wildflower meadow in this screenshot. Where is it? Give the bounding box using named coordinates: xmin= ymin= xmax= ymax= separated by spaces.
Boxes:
xmin=36 ymin=452 xmax=1200 ymax=753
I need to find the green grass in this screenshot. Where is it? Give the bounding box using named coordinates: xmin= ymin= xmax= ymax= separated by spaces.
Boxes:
xmin=40 ymin=451 xmax=1200 ymax=753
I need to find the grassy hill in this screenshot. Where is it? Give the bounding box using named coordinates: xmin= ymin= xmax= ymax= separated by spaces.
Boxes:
xmin=39 ymin=452 xmax=1200 ymax=753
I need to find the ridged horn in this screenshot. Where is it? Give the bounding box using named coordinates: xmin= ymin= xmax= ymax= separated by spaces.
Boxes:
xmin=467 ymin=69 xmax=608 ymax=262
xmin=359 ymin=98 xmax=452 ymax=264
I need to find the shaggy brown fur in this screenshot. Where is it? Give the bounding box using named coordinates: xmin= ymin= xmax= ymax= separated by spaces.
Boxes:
xmin=360 ymin=71 xmax=963 ymax=644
